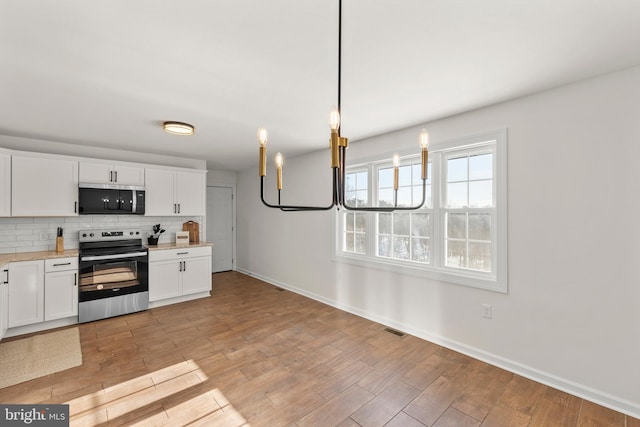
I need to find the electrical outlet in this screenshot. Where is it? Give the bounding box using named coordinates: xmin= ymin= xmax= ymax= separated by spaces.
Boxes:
xmin=39 ymin=232 xmax=48 ymax=240
xmin=482 ymin=304 xmax=492 ymax=319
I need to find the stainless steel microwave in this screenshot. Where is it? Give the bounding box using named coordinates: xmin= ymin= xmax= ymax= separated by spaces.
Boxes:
xmin=78 ymin=183 xmax=145 ymax=215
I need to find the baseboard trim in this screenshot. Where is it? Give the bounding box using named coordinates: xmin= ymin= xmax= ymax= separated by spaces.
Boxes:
xmin=236 ymin=268 xmax=640 ymax=419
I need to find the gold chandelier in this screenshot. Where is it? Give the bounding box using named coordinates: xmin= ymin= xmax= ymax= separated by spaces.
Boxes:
xmin=257 ymin=0 xmax=429 ymax=212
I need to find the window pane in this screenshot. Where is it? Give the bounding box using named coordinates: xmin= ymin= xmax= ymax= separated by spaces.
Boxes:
xmin=447 ymin=213 xmax=466 ymax=239
xmin=346 ymin=174 xmax=356 ymax=192
xmin=447 ymin=182 xmax=467 ymax=208
xmin=469 ymin=242 xmax=491 ymax=271
xmin=355 ymin=233 xmax=366 ymax=254
xmin=379 ymin=167 xmax=393 ymax=189
xmin=397 ymin=188 xmax=412 ymax=207
xmin=393 ymin=213 xmax=410 ymax=236
xmin=355 ymin=213 xmax=366 ymax=232
xmin=469 ymin=180 xmax=492 ymax=207
xmin=393 ymin=236 xmax=410 ymax=260
xmin=345 ymin=213 xmax=354 ymax=231
xmin=411 ymin=213 xmax=430 ymax=237
xmin=356 ymin=172 xmax=368 ymax=189
xmin=446 ymin=240 xmax=467 ymax=268
xmin=378 ymin=188 xmax=394 ymax=207
xmin=469 ymin=213 xmax=491 ymax=241
xmin=379 ymin=213 xmax=392 ymax=234
xmin=398 ymin=165 xmax=412 ymax=186
xmin=413 ymin=185 xmax=431 ymax=208
xmin=355 ymin=190 xmax=368 ymax=206
xmin=412 ymin=164 xmax=421 ymax=182
xmin=448 ymin=157 xmax=468 ymax=182
xmin=469 ymin=153 xmax=492 ymax=180
xmin=344 ymin=233 xmax=354 ymax=252
xmin=411 ymin=237 xmax=430 ymax=263
xmin=378 ymin=235 xmax=391 ymax=257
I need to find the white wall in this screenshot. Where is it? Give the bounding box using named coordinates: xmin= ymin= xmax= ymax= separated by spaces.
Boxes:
xmin=206 ymin=169 xmax=237 ymax=187
xmin=236 ymin=65 xmax=640 ymax=416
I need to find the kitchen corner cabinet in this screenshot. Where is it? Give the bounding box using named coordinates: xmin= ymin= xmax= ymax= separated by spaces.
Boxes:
xmin=44 ymin=257 xmax=78 ymax=321
xmin=0 ymin=265 xmax=8 ymax=340
xmin=12 ymin=155 xmax=79 ymax=216
xmin=0 ymin=152 xmax=10 ymax=217
xmin=149 ymin=246 xmax=212 ymax=302
xmin=144 ymin=168 xmax=205 ymax=216
xmin=8 ymin=260 xmax=45 ymax=328
xmin=79 ymin=161 xmax=144 ymax=186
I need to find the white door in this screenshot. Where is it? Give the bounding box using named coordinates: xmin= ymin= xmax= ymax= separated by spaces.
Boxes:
xmin=207 ymin=186 xmax=233 ymax=272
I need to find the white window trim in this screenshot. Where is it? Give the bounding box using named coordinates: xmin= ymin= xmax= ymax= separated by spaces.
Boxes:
xmin=333 ymin=128 xmax=508 ymax=293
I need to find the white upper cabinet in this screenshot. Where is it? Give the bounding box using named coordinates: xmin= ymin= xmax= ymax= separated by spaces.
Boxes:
xmin=0 ymin=152 xmax=10 ymax=217
xmin=145 ymin=168 xmax=205 ymax=216
xmin=79 ymin=161 xmax=144 ymax=186
xmin=12 ymin=155 xmax=79 ymax=216
xmin=175 ymin=170 xmax=206 ymax=216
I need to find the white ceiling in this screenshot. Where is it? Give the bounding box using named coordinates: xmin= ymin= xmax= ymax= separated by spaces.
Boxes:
xmin=1 ymin=0 xmax=640 ymax=171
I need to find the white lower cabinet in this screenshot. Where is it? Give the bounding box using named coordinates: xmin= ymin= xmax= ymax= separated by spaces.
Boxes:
xmin=149 ymin=246 xmax=212 ymax=303
xmin=44 ymin=257 xmax=78 ymax=321
xmin=0 ymin=265 xmax=8 ymax=340
xmin=8 ymin=260 xmax=45 ymax=328
xmin=7 ymin=257 xmax=78 ymax=331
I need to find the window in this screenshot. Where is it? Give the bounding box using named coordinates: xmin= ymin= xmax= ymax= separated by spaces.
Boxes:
xmin=342 ymin=169 xmax=368 ymax=254
xmin=335 ymin=129 xmax=507 ymax=292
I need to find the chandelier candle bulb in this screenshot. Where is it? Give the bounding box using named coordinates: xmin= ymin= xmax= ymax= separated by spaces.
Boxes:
xmin=275 ymin=152 xmax=283 ymax=190
xmin=329 ymin=107 xmax=341 ymax=131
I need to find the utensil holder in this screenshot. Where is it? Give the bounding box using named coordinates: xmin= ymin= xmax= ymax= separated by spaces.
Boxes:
xmin=55 ymin=236 xmax=64 ymax=253
xmin=148 ymin=236 xmax=159 ymax=245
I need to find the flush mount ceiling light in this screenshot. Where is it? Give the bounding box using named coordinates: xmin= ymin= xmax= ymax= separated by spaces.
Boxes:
xmin=256 ymin=0 xmax=429 ymax=212
xmin=163 ymin=121 xmax=195 ymax=136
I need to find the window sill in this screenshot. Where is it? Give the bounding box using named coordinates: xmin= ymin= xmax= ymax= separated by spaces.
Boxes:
xmin=334 ymin=251 xmax=507 ymax=293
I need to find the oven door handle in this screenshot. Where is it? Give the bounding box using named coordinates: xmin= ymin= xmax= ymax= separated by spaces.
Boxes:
xmin=80 ymin=251 xmax=148 ymax=262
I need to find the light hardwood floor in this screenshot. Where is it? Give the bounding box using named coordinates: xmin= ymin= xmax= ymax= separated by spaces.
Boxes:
xmin=0 ymin=271 xmax=637 ymax=426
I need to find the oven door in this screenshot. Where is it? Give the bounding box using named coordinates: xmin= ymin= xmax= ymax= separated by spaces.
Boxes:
xmin=79 ymin=251 xmax=148 ymax=302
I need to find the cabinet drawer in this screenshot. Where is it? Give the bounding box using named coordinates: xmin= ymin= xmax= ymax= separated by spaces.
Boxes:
xmin=149 ymin=246 xmax=211 ymax=262
xmin=45 ymin=257 xmax=78 ymax=272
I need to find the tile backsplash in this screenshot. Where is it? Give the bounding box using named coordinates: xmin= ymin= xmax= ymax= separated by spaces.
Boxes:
xmin=0 ymin=215 xmax=203 ymax=254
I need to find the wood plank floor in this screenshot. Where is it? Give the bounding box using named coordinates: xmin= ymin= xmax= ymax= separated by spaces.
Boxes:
xmin=0 ymin=271 xmax=637 ymax=426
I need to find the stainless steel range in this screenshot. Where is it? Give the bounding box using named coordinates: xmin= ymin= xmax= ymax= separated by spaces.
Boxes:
xmin=78 ymin=229 xmax=149 ymax=323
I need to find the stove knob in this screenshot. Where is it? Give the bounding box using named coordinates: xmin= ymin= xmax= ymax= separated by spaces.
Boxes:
xmin=89 ymin=233 xmax=94 ymax=237
xmin=82 ymin=233 xmax=87 ymax=238
xmin=130 ymin=231 xmax=134 ymax=235
xmin=136 ymin=231 xmax=140 ymax=235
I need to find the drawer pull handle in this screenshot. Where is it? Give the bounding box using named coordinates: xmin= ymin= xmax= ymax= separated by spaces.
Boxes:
xmin=177 ymin=252 xmax=188 ymax=255
xmin=53 ymin=262 xmax=72 ymax=267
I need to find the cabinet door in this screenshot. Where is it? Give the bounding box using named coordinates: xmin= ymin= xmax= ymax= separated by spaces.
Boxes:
xmin=8 ymin=260 xmax=44 ymax=328
xmin=113 ymin=165 xmax=144 ymax=186
xmin=44 ymin=270 xmax=78 ymax=321
xmin=0 ymin=153 xmax=10 ymax=217
xmin=144 ymin=168 xmax=176 ymax=215
xmin=12 ymin=156 xmax=79 ymax=216
xmin=0 ymin=267 xmax=8 ymax=340
xmin=181 ymin=256 xmax=212 ymax=295
xmin=175 ymin=171 xmax=205 ymax=216
xmin=79 ymin=162 xmax=113 ymax=184
xmin=149 ymin=259 xmax=181 ymax=302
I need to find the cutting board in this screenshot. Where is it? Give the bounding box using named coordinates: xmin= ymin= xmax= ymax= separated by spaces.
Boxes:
xmin=182 ymin=221 xmax=200 ymax=243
